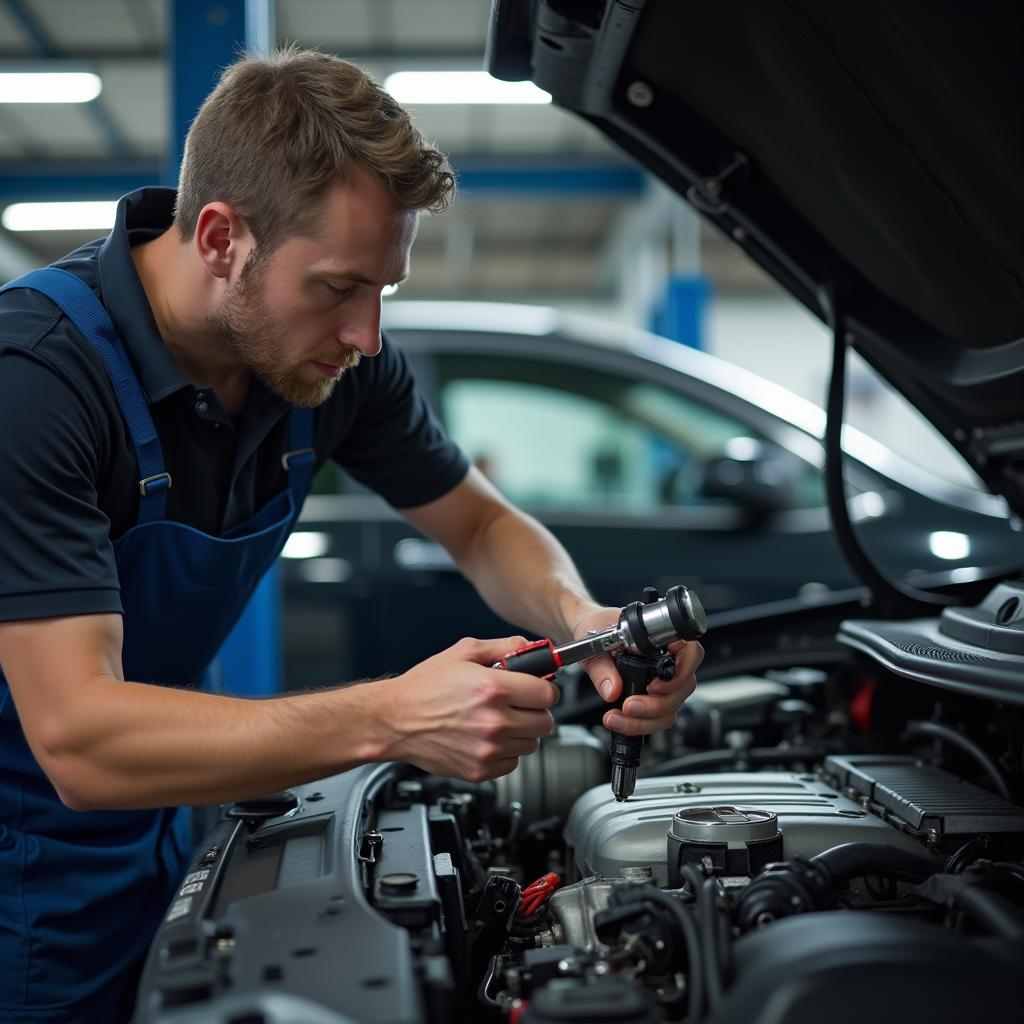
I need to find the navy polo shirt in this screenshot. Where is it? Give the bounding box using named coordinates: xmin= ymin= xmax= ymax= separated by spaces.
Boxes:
xmin=0 ymin=188 xmax=469 ymax=623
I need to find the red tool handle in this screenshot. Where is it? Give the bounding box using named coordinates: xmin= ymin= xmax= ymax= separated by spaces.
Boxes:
xmin=499 ymin=639 xmax=563 ymax=679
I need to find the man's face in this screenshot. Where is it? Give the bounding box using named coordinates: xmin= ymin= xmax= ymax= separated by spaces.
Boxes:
xmin=213 ymin=168 xmax=417 ymax=407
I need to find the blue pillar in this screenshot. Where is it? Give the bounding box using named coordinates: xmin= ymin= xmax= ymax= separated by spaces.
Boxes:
xmin=167 ymin=0 xmax=282 ymax=696
xmin=652 ymin=275 xmax=711 ymax=350
xmin=165 ymin=1 xmax=247 ymax=186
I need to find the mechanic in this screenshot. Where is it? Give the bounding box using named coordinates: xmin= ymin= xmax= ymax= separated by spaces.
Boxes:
xmin=0 ymin=48 xmax=703 ymax=1022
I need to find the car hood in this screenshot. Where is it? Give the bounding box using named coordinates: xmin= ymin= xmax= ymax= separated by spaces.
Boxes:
xmin=487 ymin=0 xmax=1024 ymax=517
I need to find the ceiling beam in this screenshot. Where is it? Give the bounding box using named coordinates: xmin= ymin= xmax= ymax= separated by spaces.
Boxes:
xmin=0 ymin=163 xmax=161 ymax=200
xmin=0 ymin=48 xmax=491 ymax=65
xmin=2 ymin=0 xmax=136 ymax=157
xmin=0 ymin=158 xmax=646 ymax=202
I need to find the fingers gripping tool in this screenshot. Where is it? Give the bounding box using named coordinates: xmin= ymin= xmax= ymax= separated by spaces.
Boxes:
xmin=495 ymin=586 xmax=707 ymax=801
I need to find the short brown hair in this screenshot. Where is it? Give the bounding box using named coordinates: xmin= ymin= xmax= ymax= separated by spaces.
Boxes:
xmin=174 ymin=46 xmax=455 ymax=246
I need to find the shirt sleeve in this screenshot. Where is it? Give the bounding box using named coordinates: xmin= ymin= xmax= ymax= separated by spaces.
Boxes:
xmin=332 ymin=334 xmax=469 ymax=509
xmin=0 ymin=350 xmax=123 ymax=622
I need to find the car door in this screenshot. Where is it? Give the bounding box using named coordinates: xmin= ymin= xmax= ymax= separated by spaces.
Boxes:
xmin=281 ymin=324 xmax=1016 ymax=687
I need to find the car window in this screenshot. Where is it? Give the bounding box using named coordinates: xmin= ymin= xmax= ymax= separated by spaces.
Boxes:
xmin=436 ymin=353 xmax=825 ymax=512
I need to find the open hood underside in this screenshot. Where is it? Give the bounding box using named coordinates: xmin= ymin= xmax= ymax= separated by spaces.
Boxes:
xmin=489 ymin=0 xmax=1024 ymax=515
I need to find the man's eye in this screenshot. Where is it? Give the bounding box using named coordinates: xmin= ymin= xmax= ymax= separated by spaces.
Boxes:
xmin=324 ymin=283 xmax=354 ymax=300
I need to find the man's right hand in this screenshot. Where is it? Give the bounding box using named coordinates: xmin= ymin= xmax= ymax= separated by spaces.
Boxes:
xmin=370 ymin=636 xmax=559 ymax=782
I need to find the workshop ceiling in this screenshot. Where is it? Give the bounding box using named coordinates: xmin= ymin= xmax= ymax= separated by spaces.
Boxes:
xmin=0 ymin=0 xmax=771 ymax=299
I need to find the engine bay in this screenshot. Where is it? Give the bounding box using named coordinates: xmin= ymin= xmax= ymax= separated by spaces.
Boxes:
xmin=136 ymin=585 xmax=1024 ymax=1023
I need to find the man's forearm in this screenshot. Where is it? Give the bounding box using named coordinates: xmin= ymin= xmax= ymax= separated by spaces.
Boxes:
xmin=44 ymin=676 xmax=387 ymax=811
xmin=454 ymin=504 xmax=601 ymax=642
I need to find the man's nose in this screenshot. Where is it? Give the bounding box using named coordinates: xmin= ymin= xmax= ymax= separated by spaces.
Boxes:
xmin=339 ymin=301 xmax=382 ymax=357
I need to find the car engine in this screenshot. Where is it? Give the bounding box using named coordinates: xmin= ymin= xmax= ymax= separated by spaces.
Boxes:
xmin=135 ymin=586 xmax=1024 ymax=1024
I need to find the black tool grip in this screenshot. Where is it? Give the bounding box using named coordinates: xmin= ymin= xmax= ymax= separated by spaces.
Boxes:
xmin=608 ymin=654 xmax=657 ymax=797
xmin=501 ymin=639 xmax=561 ymax=678
xmin=615 ymin=653 xmax=657 ymax=722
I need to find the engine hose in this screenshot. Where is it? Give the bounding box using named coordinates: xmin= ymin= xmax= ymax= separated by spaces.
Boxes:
xmin=991 ymin=861 xmax=1024 ymax=889
xmin=954 ymin=885 xmax=1024 ymax=940
xmin=813 ymin=842 xmax=940 ymax=888
xmin=636 ymin=888 xmax=704 ymax=1022
xmin=902 ymin=720 xmax=1013 ymax=802
xmin=944 ymin=835 xmax=991 ymax=874
xmin=650 ymin=745 xmax=823 ymax=777
xmin=737 ymin=843 xmax=939 ymax=932
xmin=699 ymin=878 xmax=724 ymax=1012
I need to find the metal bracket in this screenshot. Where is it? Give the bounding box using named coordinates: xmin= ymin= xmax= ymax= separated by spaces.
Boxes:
xmin=358 ymin=830 xmax=383 ymax=865
xmin=139 ymin=471 xmax=172 ymax=496
xmin=686 ymin=151 xmax=750 ymax=214
xmin=281 ymin=447 xmax=315 ymax=471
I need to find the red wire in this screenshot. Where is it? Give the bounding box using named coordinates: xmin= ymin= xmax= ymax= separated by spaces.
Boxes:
xmin=518 ymin=872 xmax=561 ymax=918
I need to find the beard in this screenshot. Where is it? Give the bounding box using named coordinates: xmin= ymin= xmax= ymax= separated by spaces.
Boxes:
xmin=211 ymin=251 xmax=361 ymax=408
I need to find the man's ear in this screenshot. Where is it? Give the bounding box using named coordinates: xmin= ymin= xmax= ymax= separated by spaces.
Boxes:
xmin=193 ymin=202 xmax=253 ymax=281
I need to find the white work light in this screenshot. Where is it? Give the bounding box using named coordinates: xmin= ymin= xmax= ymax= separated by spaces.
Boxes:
xmin=384 ymin=71 xmax=550 ymax=105
xmin=2 ymin=201 xmax=117 ymax=232
xmin=0 ymin=72 xmax=102 ymax=103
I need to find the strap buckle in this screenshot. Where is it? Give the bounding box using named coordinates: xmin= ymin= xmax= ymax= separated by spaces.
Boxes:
xmin=281 ymin=447 xmax=315 ymax=471
xmin=139 ymin=472 xmax=172 ymax=496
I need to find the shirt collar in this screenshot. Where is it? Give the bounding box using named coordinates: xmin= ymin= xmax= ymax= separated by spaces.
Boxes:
xmin=96 ymin=187 xmax=190 ymax=404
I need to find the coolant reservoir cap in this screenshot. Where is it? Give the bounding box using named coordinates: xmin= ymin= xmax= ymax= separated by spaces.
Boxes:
xmin=670 ymin=806 xmax=779 ymax=844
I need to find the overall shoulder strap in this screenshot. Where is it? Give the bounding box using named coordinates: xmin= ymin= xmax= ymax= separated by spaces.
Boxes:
xmin=281 ymin=407 xmax=316 ymax=503
xmin=0 ymin=267 xmax=170 ymax=522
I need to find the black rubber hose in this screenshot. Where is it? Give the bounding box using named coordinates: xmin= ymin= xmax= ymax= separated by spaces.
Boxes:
xmin=822 ymin=289 xmax=953 ymax=615
xmin=738 ymin=844 xmax=940 ymax=931
xmin=944 ymin=835 xmax=990 ymax=874
xmin=991 ymin=861 xmax=1024 ymax=888
xmin=902 ymin=719 xmax=1013 ymax=802
xmin=681 ymin=865 xmax=726 ymax=1015
xmin=698 ymin=877 xmax=724 ymax=1011
xmin=812 ymin=842 xmax=939 ymax=887
xmin=650 ymin=745 xmax=822 ymax=777
xmin=639 ymin=888 xmax=704 ymax=1022
xmin=954 ymin=886 xmax=1024 ymax=940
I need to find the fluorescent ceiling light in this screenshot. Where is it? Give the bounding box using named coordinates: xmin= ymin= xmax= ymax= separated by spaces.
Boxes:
xmin=281 ymin=532 xmax=330 ymax=559
xmin=0 ymin=72 xmax=101 ymax=104
xmin=384 ymin=71 xmax=550 ymax=105
xmin=2 ymin=201 xmax=117 ymax=232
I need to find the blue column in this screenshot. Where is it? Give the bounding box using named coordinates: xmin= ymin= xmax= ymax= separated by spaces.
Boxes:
xmin=652 ymin=275 xmax=711 ymax=350
xmin=167 ymin=0 xmax=282 ymax=696
xmin=165 ymin=1 xmax=247 ymax=186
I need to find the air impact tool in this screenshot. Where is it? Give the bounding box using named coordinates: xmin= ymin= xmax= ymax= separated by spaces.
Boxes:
xmin=495 ymin=586 xmax=707 ymax=801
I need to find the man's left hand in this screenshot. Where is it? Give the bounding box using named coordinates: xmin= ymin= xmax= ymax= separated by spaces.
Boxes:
xmin=570 ymin=606 xmax=703 ymax=737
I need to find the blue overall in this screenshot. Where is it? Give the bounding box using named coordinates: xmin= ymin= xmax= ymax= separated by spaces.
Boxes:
xmin=0 ymin=269 xmax=315 ymax=1021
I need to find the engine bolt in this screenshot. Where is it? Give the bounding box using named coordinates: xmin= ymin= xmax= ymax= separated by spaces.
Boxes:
xmin=627 ymin=81 xmax=654 ymax=107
